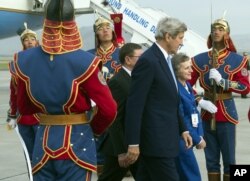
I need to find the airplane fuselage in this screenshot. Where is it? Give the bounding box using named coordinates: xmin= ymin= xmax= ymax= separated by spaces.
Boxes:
xmin=0 ymin=11 xmax=43 ymax=39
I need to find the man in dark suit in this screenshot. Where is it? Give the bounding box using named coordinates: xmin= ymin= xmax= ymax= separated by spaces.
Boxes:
xmin=124 ymin=17 xmax=193 ymax=181
xmin=98 ymin=43 xmax=143 ymax=181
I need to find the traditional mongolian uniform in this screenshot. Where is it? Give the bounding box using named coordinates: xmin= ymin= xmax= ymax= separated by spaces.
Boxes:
xmin=191 ymin=49 xmax=249 ymax=124
xmin=88 ymin=16 xmax=122 ymax=174
xmin=88 ymin=41 xmax=121 ymax=80
xmin=7 ymin=24 xmax=39 ymax=161
xmin=8 ymin=58 xmax=39 ymax=160
xmin=13 ymin=0 xmax=117 ymax=180
xmin=190 ymin=19 xmax=250 ymax=181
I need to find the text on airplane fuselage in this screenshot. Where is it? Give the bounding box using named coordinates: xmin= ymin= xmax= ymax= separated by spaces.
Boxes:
xmin=106 ymin=0 xmax=157 ymax=34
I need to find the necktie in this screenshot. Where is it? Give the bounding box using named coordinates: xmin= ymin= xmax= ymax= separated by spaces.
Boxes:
xmin=167 ymin=56 xmax=178 ymax=90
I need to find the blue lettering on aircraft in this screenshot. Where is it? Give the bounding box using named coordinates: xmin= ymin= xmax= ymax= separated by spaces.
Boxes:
xmin=107 ymin=0 xmax=156 ymax=35
xmin=123 ymin=8 xmax=149 ymax=28
xmin=150 ymin=25 xmax=156 ymax=33
xmin=107 ymin=0 xmax=122 ymax=10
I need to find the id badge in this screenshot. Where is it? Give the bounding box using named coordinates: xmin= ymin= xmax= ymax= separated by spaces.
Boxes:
xmin=191 ymin=113 xmax=199 ymax=127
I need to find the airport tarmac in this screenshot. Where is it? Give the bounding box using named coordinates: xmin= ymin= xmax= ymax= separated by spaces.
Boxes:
xmin=0 ymin=70 xmax=249 ymax=181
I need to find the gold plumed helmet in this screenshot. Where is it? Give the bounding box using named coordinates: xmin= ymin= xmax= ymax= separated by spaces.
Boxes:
xmin=94 ymin=17 xmax=114 ymax=33
xmin=207 ymin=17 xmax=236 ymax=52
xmin=212 ymin=18 xmax=230 ymax=33
xmin=20 ymin=22 xmax=37 ymax=42
xmin=93 ymin=16 xmax=117 ymax=48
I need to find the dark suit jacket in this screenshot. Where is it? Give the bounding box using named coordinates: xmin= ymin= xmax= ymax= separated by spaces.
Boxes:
xmin=125 ymin=43 xmax=186 ymax=158
xmin=102 ymin=68 xmax=131 ymax=156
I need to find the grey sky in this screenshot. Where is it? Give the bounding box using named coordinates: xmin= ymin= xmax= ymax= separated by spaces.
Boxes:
xmin=136 ymin=0 xmax=250 ymax=37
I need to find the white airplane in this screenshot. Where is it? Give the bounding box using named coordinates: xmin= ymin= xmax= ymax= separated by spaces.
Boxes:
xmin=0 ymin=0 xmax=208 ymax=56
xmin=0 ymin=0 xmax=92 ymax=39
xmin=0 ymin=0 xmax=43 ymax=39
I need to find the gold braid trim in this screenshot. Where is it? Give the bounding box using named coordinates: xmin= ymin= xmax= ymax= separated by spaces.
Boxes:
xmin=41 ymin=19 xmax=83 ymax=54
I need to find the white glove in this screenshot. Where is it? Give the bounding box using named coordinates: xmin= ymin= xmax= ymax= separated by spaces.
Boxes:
xmin=198 ymin=99 xmax=218 ymax=113
xmin=7 ymin=118 xmax=17 ymax=129
xmin=209 ymin=68 xmax=222 ymax=84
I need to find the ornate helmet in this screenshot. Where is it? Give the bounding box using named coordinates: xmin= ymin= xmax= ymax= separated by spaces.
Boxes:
xmin=42 ymin=0 xmax=82 ymax=54
xmin=20 ymin=22 xmax=37 ymax=42
xmin=212 ymin=18 xmax=230 ymax=33
xmin=207 ymin=18 xmax=236 ymax=52
xmin=94 ymin=17 xmax=114 ymax=33
xmin=93 ymin=16 xmax=118 ymax=48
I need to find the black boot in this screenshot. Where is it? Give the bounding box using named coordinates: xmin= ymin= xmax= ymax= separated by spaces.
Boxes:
xmin=223 ymin=174 xmax=230 ymax=181
xmin=208 ymin=172 xmax=221 ymax=181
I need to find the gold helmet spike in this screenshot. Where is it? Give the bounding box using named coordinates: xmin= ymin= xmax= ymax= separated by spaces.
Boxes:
xmin=20 ymin=22 xmax=37 ymax=41
xmin=207 ymin=11 xmax=236 ymax=52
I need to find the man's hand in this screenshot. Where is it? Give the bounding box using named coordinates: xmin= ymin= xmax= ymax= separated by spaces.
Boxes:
xmin=126 ymin=146 xmax=140 ymax=165
xmin=209 ymin=68 xmax=222 ymax=84
xmin=198 ymin=99 xmax=218 ymax=113
xmin=182 ymin=132 xmax=193 ymax=149
xmin=118 ymin=153 xmax=130 ymax=168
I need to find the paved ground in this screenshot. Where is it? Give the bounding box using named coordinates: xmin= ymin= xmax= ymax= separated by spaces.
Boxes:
xmin=0 ymin=70 xmax=249 ymax=181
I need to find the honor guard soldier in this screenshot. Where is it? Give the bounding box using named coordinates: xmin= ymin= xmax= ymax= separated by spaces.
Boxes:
xmin=88 ymin=16 xmax=122 ymax=81
xmin=189 ymin=18 xmax=250 ymax=181
xmin=13 ymin=0 xmax=117 ymax=180
xmin=88 ymin=15 xmax=123 ymax=175
xmin=7 ymin=22 xmax=39 ymax=161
